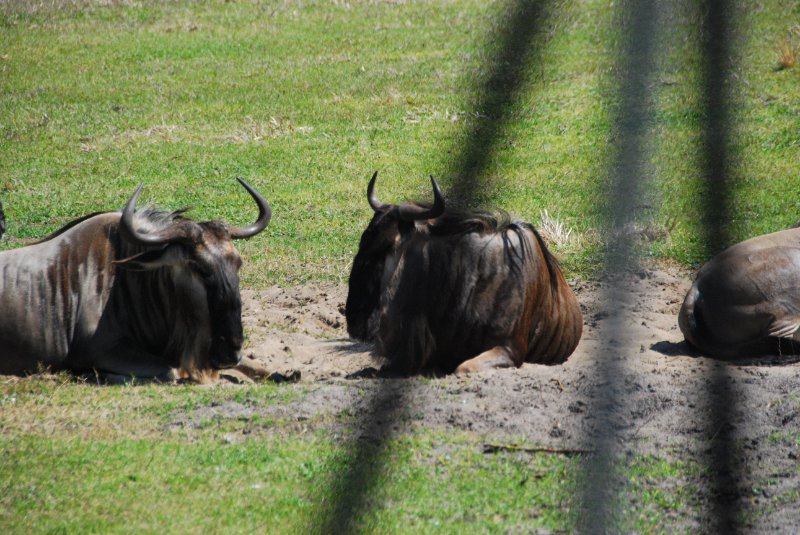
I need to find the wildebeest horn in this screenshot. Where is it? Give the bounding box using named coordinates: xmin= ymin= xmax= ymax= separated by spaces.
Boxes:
xmin=229 ymin=177 xmax=272 ymax=240
xmin=120 ymin=183 xmax=186 ymax=247
xmin=367 ymin=171 xmax=390 ymax=213
xmin=398 ymin=176 xmax=445 ymax=221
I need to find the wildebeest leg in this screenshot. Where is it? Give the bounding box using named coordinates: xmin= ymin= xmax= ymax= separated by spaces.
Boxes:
xmin=454 ymin=345 xmax=517 ymax=375
xmin=88 ymin=369 xmax=177 ymax=385
xmin=233 ymin=354 xmax=272 ymax=379
xmin=79 ymin=345 xmax=177 ymax=383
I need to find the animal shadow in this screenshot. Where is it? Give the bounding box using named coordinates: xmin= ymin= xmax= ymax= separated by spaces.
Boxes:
xmin=651 ymin=340 xmax=800 ymax=366
xmin=651 ymin=340 xmax=695 ymax=357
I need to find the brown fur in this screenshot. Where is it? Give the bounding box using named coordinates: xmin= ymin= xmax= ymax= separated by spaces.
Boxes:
xmin=0 ymin=208 xmax=254 ymax=381
xmin=346 ymin=198 xmax=583 ymax=374
xmin=679 ymin=227 xmax=800 ymax=359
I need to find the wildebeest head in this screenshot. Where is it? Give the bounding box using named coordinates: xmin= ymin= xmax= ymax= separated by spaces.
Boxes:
xmin=116 ymin=178 xmax=271 ymax=369
xmin=345 ymin=171 xmax=444 ymax=341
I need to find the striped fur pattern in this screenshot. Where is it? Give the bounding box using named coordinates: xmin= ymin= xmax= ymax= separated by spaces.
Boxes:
xmin=346 ymin=194 xmax=583 ymax=374
xmin=0 ymin=208 xmax=247 ymax=381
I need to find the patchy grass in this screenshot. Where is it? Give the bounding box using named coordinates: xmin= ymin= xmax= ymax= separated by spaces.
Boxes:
xmin=0 ymin=376 xmax=705 ymax=534
xmin=2 ymin=1 xmax=795 ymax=286
xmin=1 ymin=0 xmax=799 ymax=532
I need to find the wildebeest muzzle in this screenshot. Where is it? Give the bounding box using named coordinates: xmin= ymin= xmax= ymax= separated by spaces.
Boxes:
xmin=209 ymin=335 xmax=244 ymax=369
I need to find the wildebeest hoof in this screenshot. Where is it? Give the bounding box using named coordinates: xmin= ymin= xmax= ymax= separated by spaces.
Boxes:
xmin=454 ymin=346 xmax=517 ymax=375
xmin=454 ymin=362 xmax=478 ymax=375
xmin=219 ymin=369 xmax=254 ymax=384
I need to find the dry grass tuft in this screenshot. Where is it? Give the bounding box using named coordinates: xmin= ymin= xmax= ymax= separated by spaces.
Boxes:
xmin=222 ymin=117 xmax=314 ymax=143
xmin=538 ymin=209 xmax=584 ymax=252
xmin=776 ymin=38 xmax=797 ymax=70
xmin=94 ymin=124 xmax=183 ymax=147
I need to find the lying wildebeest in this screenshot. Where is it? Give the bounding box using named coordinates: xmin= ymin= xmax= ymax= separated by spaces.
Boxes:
xmin=0 ymin=179 xmax=270 ymax=382
xmin=345 ymin=172 xmax=583 ymax=374
xmin=679 ymin=227 xmax=800 ymax=359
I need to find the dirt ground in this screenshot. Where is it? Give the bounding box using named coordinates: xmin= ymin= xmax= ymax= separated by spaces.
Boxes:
xmin=227 ymin=265 xmax=800 ymax=531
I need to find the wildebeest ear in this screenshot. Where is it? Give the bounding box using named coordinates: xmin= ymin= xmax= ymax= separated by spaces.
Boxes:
xmin=113 ymin=245 xmax=182 ymax=271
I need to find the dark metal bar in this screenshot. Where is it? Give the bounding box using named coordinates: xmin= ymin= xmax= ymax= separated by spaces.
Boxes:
xmin=576 ymin=1 xmax=658 ymax=531
xmin=314 ymin=382 xmax=405 ymax=534
xmin=698 ymin=0 xmax=739 ymax=531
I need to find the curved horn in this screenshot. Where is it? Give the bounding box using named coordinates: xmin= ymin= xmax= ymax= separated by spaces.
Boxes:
xmin=119 ymin=183 xmax=177 ymax=247
xmin=367 ymin=171 xmax=390 ymax=213
xmin=229 ymin=177 xmax=272 ymax=239
xmin=397 ymin=176 xmax=445 ymax=221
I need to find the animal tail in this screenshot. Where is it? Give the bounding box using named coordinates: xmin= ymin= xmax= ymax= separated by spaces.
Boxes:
xmin=678 ymin=284 xmax=730 ymax=357
xmin=678 ymin=285 xmax=703 ymax=350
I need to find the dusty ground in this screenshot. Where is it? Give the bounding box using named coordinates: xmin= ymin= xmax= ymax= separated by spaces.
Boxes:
xmin=225 ymin=265 xmax=800 ymax=531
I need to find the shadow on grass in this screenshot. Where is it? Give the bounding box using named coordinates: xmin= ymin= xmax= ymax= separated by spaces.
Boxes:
xmin=447 ymin=0 xmax=550 ymax=208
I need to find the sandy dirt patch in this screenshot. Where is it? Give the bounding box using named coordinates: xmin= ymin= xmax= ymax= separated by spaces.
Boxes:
xmin=228 ymin=265 xmax=800 ymax=531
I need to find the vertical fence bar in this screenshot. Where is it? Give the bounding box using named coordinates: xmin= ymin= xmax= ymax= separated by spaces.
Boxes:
xmin=576 ymin=1 xmax=658 ymax=531
xmin=698 ymin=0 xmax=739 ymax=531
xmin=448 ymin=0 xmax=548 ymax=207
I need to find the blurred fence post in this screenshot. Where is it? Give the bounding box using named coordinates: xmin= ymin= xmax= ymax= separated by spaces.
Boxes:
xmin=576 ymin=1 xmax=658 ymax=532
xmin=698 ymin=0 xmax=739 ymax=532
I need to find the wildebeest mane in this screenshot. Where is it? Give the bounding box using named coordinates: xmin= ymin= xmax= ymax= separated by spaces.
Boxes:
xmin=418 ymin=204 xmax=562 ymax=291
xmin=132 ymin=207 xmax=192 ymax=228
xmin=424 ymin=205 xmax=513 ymax=236
xmin=36 ymin=207 xmax=195 ymax=245
xmin=147 ymin=205 xmax=194 ymax=226
xmin=36 ymin=211 xmax=110 ymax=243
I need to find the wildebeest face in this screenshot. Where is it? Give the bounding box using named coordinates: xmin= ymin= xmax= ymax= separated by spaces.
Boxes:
xmin=189 ymin=225 xmax=246 ymax=368
xmin=346 ymin=208 xmax=403 ymax=340
xmin=345 ymin=172 xmax=445 ymax=341
xmin=117 ymin=178 xmax=270 ymax=369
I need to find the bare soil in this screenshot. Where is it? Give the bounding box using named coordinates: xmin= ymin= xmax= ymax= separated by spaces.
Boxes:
xmin=225 ymin=265 xmax=800 ymax=531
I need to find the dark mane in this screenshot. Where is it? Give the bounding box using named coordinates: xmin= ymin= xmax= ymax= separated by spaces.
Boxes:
xmin=36 ymin=207 xmax=193 ymax=245
xmin=420 ymin=203 xmax=562 ymax=290
xmin=414 ymin=203 xmax=513 ymax=236
xmin=36 ymin=211 xmax=110 ymax=243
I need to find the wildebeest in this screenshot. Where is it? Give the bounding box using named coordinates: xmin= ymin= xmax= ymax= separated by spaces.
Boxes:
xmin=679 ymin=227 xmax=800 ymax=359
xmin=0 ymin=179 xmax=270 ymax=382
xmin=345 ymin=172 xmax=583 ymax=374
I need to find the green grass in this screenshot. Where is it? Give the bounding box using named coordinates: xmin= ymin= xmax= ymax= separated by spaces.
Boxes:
xmin=1 ymin=0 xmax=799 ymax=531
xmin=2 ymin=1 xmax=795 ymax=285
xmin=0 ymin=375 xmax=704 ymax=533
